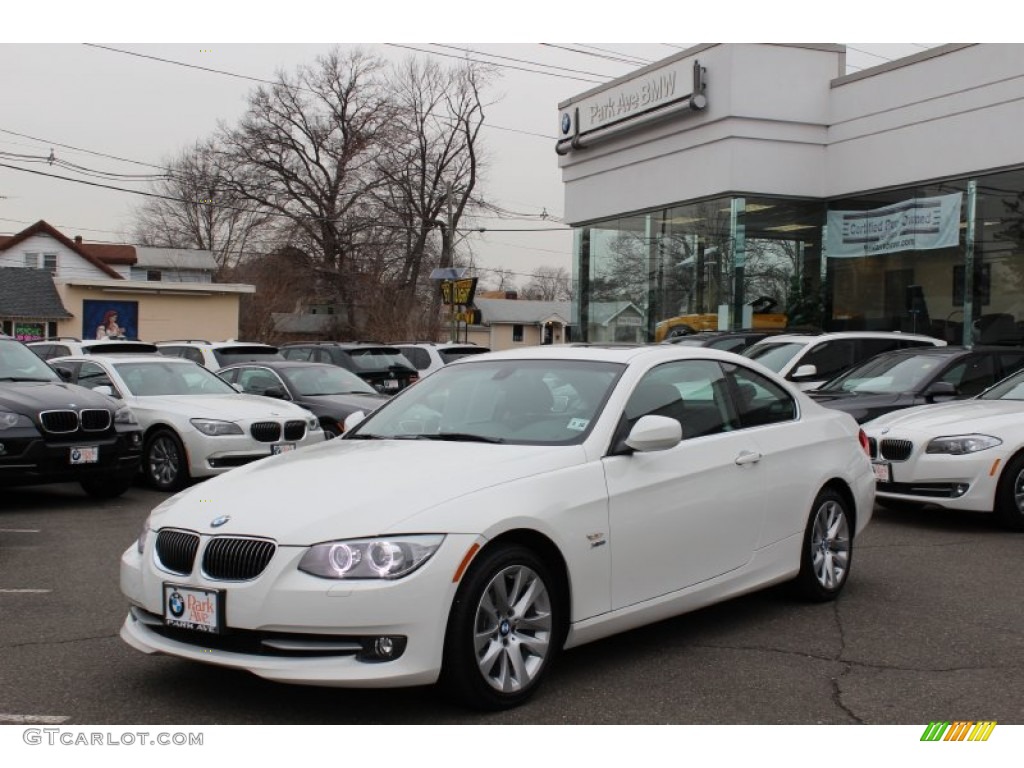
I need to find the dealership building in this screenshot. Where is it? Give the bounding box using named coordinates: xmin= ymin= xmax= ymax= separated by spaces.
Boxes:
xmin=556 ymin=43 xmax=1024 ymax=346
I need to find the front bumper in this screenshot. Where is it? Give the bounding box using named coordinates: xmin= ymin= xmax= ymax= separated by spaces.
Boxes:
xmin=181 ymin=430 xmax=325 ymax=479
xmin=870 ymin=444 xmax=1008 ymax=512
xmin=0 ymin=427 xmax=142 ymax=487
xmin=120 ymin=531 xmax=480 ymax=687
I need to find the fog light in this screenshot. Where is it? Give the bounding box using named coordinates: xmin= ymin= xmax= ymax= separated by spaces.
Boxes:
xmin=374 ymin=637 xmax=395 ymax=658
xmin=953 ymin=484 xmax=969 ymax=497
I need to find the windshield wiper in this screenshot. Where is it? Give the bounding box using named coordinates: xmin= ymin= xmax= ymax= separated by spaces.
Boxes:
xmin=417 ymin=432 xmax=505 ymax=444
xmin=0 ymin=376 xmax=53 ymax=382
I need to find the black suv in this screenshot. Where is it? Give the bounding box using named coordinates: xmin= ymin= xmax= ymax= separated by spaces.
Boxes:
xmin=0 ymin=335 xmax=143 ymax=498
xmin=280 ymin=342 xmax=418 ymax=394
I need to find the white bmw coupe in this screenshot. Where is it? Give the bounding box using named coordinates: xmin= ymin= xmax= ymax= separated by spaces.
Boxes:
xmin=120 ymin=344 xmax=874 ymax=710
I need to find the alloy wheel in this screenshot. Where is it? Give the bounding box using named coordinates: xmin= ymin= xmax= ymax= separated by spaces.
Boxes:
xmin=811 ymin=499 xmax=851 ymax=590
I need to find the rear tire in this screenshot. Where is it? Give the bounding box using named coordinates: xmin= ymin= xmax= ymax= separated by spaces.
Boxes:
xmin=440 ymin=545 xmax=562 ymax=711
xmin=794 ymin=487 xmax=853 ymax=601
xmin=994 ymin=452 xmax=1024 ymax=531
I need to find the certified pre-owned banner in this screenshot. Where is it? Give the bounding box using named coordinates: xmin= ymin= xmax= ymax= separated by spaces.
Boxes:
xmin=826 ymin=193 xmax=963 ymax=258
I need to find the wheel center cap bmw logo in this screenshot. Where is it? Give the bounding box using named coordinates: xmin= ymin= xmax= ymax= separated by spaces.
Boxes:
xmin=499 ymin=619 xmax=511 ymax=637
xmin=210 ymin=515 xmax=231 ymax=528
xmin=168 ymin=591 xmax=185 ymax=617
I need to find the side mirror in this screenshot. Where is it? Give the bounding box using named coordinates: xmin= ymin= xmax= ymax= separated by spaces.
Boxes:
xmin=93 ymin=384 xmax=117 ymax=398
xmin=264 ymin=386 xmax=289 ymax=400
xmin=625 ymin=415 xmax=682 ymax=453
xmin=924 ymin=381 xmax=958 ymax=400
xmin=52 ymin=365 xmax=73 ymax=382
xmin=344 ymin=410 xmax=366 ymax=432
xmin=791 ymin=364 xmax=818 ymax=380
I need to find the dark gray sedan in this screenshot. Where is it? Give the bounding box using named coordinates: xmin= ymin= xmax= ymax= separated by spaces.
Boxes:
xmin=217 ymin=360 xmax=389 ymax=438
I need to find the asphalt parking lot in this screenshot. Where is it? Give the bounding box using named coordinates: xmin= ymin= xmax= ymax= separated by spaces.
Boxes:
xmin=1 ymin=483 xmax=1022 ymax=725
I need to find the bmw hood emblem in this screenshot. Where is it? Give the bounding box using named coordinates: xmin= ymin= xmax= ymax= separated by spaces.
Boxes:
xmin=210 ymin=515 xmax=231 ymax=528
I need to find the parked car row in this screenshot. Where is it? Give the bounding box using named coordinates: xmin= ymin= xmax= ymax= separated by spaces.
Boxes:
xmin=3 ymin=335 xmax=493 ymax=498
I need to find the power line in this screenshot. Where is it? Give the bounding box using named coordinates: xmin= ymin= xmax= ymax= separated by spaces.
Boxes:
xmin=429 ymin=44 xmax=616 ymax=79
xmin=385 ymin=43 xmax=605 ymax=85
xmin=539 ymin=43 xmax=650 ymax=67
xmin=571 ymin=44 xmax=654 ymax=66
xmin=83 ymin=44 xmax=559 ymax=141
xmin=0 ymin=160 xmax=569 ymax=233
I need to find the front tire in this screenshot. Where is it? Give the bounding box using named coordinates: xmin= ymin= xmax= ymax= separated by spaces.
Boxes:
xmin=441 ymin=545 xmax=561 ymax=711
xmin=994 ymin=452 xmax=1024 ymax=531
xmin=144 ymin=430 xmax=189 ymax=492
xmin=80 ymin=473 xmax=133 ymax=499
xmin=794 ymin=487 xmax=853 ymax=601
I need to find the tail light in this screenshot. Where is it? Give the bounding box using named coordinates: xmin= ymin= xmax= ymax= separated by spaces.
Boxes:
xmin=858 ymin=428 xmax=871 ymax=457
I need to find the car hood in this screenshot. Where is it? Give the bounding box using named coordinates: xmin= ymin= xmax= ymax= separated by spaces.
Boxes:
xmin=0 ymin=381 xmax=117 ymax=414
xmin=126 ymin=393 xmax=310 ymax=421
xmin=809 ymin=391 xmax=906 ymax=414
xmin=149 ymin=439 xmax=586 ymax=544
xmin=864 ymin=399 xmax=1024 ymax=433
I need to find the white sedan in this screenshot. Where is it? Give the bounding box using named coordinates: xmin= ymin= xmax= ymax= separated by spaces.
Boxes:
xmin=864 ymin=368 xmax=1024 ymax=529
xmin=120 ymin=344 xmax=874 ymax=710
xmin=50 ymin=354 xmax=323 ymax=491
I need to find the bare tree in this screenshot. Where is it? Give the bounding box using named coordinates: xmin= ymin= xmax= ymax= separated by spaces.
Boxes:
xmin=520 ymin=265 xmax=573 ymax=301
xmin=131 ymin=139 xmax=270 ymax=275
xmin=372 ymin=57 xmax=490 ymax=338
xmin=217 ymin=49 xmax=398 ymax=336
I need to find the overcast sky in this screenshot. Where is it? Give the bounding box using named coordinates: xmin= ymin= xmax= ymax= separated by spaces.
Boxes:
xmin=0 ymin=5 xmax=967 ymax=290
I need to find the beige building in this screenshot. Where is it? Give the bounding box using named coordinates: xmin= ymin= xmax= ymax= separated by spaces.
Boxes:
xmin=465 ymin=298 xmax=572 ymax=350
xmin=0 ymin=220 xmax=253 ymax=342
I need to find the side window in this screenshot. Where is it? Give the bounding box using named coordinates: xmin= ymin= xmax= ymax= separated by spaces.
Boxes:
xmin=218 ymin=368 xmax=239 ymax=384
xmin=623 ymin=360 xmax=731 ymax=440
xmin=724 ymin=363 xmax=797 ymax=428
xmin=29 ymin=344 xmax=52 ymax=359
xmin=237 ymin=368 xmax=284 ymax=395
xmin=159 ymin=346 xmax=185 ymax=358
xmin=796 ymin=340 xmax=856 ymax=381
xmin=51 ymin=345 xmax=71 ymax=358
xmin=182 ymin=347 xmax=204 ymax=365
xmin=399 ymin=347 xmax=431 ymax=370
xmin=858 ymin=338 xmax=901 ymax=361
xmin=282 ymin=347 xmax=311 ymax=361
xmin=78 ymin=362 xmax=119 ymax=397
xmin=939 ymin=355 xmax=997 ymax=397
xmin=998 ymin=352 xmax=1024 ymax=380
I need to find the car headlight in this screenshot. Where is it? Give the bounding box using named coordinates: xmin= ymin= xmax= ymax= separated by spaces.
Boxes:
xmin=925 ymin=434 xmax=1003 ymax=455
xmin=114 ymin=405 xmax=138 ymax=425
xmin=299 ymin=534 xmax=445 ymax=580
xmin=0 ymin=411 xmax=32 ymax=431
xmin=307 ymin=417 xmax=321 ymax=431
xmin=190 ymin=418 xmax=243 ymax=436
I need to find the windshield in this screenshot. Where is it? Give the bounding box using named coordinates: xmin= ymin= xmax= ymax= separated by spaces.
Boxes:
xmin=743 ymin=341 xmax=806 ymax=372
xmin=115 ymin=361 xmax=237 ymax=397
xmin=347 ymin=348 xmax=414 ymax=371
xmin=347 ymin=358 xmax=625 ymax=445
xmin=0 ymin=339 xmax=60 ymax=381
xmin=979 ymin=369 xmax=1024 ymax=400
xmin=280 ymin=365 xmax=377 ymax=396
xmin=818 ymin=354 xmax=944 ymax=394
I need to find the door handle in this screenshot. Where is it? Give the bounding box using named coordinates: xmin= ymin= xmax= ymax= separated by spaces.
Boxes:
xmin=734 ymin=450 xmax=762 ymax=466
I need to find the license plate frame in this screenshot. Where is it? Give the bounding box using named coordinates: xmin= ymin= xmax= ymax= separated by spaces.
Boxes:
xmin=69 ymin=446 xmax=99 ymax=465
xmin=162 ymin=584 xmax=223 ymax=634
xmin=271 ymin=443 xmax=295 ymax=455
xmin=872 ymin=462 xmax=892 ymax=483
xmin=383 ymin=379 xmax=399 ymax=391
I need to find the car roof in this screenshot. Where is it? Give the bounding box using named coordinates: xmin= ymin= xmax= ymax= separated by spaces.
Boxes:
xmin=462 ymin=343 xmax=749 ymax=366
xmin=50 ymin=354 xmax=198 ymax=365
xmin=217 ymin=360 xmax=337 ymax=370
xmin=753 ymin=331 xmax=942 ymax=345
